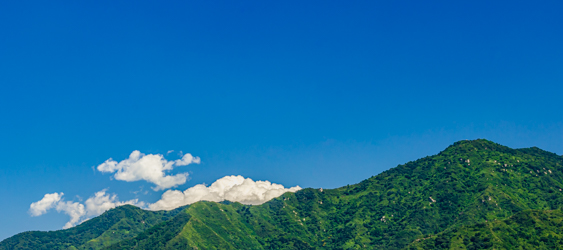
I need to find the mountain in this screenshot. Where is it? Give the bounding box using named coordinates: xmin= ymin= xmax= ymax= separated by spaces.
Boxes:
xmin=2 ymin=139 xmax=563 ymax=249
xmin=0 ymin=204 xmax=184 ymax=250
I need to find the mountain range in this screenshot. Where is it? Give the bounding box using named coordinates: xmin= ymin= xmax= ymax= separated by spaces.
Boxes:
xmin=2 ymin=139 xmax=563 ymax=249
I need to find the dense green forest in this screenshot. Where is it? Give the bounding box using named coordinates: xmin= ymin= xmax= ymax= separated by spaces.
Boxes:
xmin=408 ymin=209 xmax=563 ymax=249
xmin=3 ymin=139 xmax=563 ymax=249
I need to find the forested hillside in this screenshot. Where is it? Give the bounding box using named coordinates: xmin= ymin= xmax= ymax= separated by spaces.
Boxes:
xmin=0 ymin=205 xmax=184 ymax=250
xmin=408 ymin=209 xmax=563 ymax=249
xmin=3 ymin=139 xmax=563 ymax=249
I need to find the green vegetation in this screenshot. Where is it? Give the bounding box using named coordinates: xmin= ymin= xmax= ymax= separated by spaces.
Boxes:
xmin=3 ymin=139 xmax=563 ymax=249
xmin=408 ymin=209 xmax=563 ymax=249
xmin=104 ymin=209 xmax=192 ymax=249
xmin=0 ymin=204 xmax=183 ymax=250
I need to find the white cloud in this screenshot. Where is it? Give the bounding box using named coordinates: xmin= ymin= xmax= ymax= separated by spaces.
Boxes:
xmin=29 ymin=192 xmax=63 ymax=216
xmin=149 ymin=175 xmax=301 ymax=210
xmin=56 ymin=201 xmax=86 ymax=229
xmin=175 ymin=153 xmax=201 ymax=166
xmin=29 ymin=190 xmax=143 ymax=229
xmin=84 ymin=189 xmax=144 ymax=217
xmin=97 ymin=150 xmax=200 ymax=191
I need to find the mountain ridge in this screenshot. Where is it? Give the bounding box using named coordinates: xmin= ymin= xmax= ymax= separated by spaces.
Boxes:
xmin=3 ymin=139 xmax=563 ymax=249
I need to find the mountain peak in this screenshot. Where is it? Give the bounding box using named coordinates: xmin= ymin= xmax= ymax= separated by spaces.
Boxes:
xmin=446 ymin=139 xmax=506 ymax=151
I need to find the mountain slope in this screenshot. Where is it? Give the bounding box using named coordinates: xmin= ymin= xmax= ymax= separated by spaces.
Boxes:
xmin=408 ymin=209 xmax=563 ymax=249
xmin=0 ymin=205 xmax=183 ymax=250
xmin=105 ymin=201 xmax=266 ymax=249
xmin=103 ymin=208 xmax=193 ymax=249
xmin=105 ymin=139 xmax=563 ymax=249
xmin=3 ymin=139 xmax=563 ymax=249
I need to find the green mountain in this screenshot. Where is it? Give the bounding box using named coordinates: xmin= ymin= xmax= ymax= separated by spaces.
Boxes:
xmin=0 ymin=204 xmax=184 ymax=250
xmin=3 ymin=139 xmax=563 ymax=249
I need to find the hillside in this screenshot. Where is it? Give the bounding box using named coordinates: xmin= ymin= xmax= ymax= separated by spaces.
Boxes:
xmin=3 ymin=139 xmax=563 ymax=249
xmin=408 ymin=209 xmax=563 ymax=249
xmin=0 ymin=205 xmax=184 ymax=250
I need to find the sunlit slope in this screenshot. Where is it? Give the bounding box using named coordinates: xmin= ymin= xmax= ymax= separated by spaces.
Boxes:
xmin=106 ymin=201 xmax=266 ymax=249
xmin=0 ymin=205 xmax=182 ymax=250
xmin=108 ymin=139 xmax=563 ymax=249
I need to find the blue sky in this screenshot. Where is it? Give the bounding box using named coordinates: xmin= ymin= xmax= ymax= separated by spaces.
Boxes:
xmin=1 ymin=0 xmax=562 ymax=240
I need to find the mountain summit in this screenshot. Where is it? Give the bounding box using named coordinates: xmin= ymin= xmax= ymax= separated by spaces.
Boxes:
xmin=3 ymin=139 xmax=563 ymax=249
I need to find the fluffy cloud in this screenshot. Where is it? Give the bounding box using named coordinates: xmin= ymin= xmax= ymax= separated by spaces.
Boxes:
xmin=97 ymin=151 xmax=200 ymax=191
xmin=84 ymin=190 xmax=144 ymax=217
xmin=149 ymin=175 xmax=302 ymax=210
xmin=174 ymin=153 xmax=200 ymax=166
xmin=29 ymin=190 xmax=143 ymax=229
xmin=29 ymin=192 xmax=63 ymax=216
xmin=56 ymin=201 xmax=86 ymax=229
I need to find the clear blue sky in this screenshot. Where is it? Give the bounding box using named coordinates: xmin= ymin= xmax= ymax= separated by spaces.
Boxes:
xmin=1 ymin=0 xmax=562 ymax=240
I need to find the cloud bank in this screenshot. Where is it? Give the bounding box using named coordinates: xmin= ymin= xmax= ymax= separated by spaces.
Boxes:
xmin=149 ymin=175 xmax=302 ymax=210
xmin=30 ymin=176 xmax=300 ymax=229
xmin=32 ymin=151 xmax=301 ymax=229
xmin=97 ymin=150 xmax=200 ymax=191
xmin=29 ymin=190 xmax=143 ymax=229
